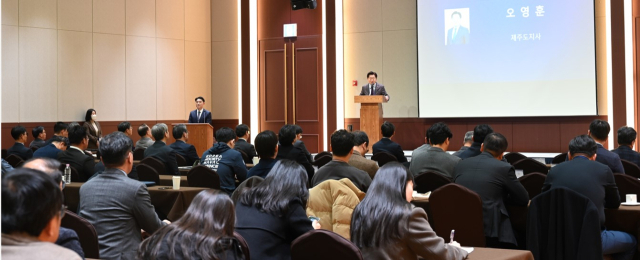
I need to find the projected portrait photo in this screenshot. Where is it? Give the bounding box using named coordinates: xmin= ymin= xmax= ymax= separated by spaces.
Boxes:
xmin=445 ymin=8 xmax=470 ymax=45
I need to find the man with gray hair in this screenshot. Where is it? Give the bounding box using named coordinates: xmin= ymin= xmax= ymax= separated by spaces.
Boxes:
xmin=143 ymin=123 xmax=179 ymax=175
xmin=452 ymin=131 xmax=474 ymax=157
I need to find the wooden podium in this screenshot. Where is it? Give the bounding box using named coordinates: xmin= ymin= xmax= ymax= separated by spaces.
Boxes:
xmin=354 ymin=96 xmax=386 ymax=147
xmin=174 ymin=123 xmax=214 ymax=156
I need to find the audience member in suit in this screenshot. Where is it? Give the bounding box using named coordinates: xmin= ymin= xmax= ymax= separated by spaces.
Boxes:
xmin=135 ymin=124 xmax=154 ymax=149
xmin=312 ymin=130 xmax=372 ymax=192
xmin=7 ymin=126 xmax=34 ymax=161
xmin=543 ymin=135 xmax=636 ymax=260
xmin=612 ymin=126 xmax=640 ymax=168
xmin=453 ymin=133 xmax=529 ymax=248
xmin=117 ymin=121 xmax=135 ymax=151
xmin=45 ymin=122 xmax=69 ymax=146
xmin=372 ymin=121 xmax=408 ymax=163
xmin=83 ymin=109 xmax=102 ymax=150
xmin=452 ymin=131 xmax=473 ymax=157
xmin=247 ymin=130 xmax=279 ymax=178
xmin=359 ymin=71 xmax=390 ymax=101
xmin=1 ymin=168 xmax=82 ymax=260
xmin=348 ymin=130 xmax=379 ymax=179
xmin=410 ymin=122 xmax=461 ymax=179
xmin=169 ymin=124 xmax=199 ymax=166
xmin=276 ymin=124 xmax=315 ymax=180
xmin=588 ymin=119 xmax=625 ymax=173
xmin=33 ymin=136 xmax=68 ymax=159
xmin=78 ymin=132 xmax=167 ymax=260
xmin=188 ymin=96 xmax=212 ymax=124
xmin=235 ymin=160 xmax=321 ymax=260
xmin=143 ymin=123 xmax=179 ymax=176
xmin=201 ymin=127 xmax=247 ymax=195
xmin=351 ymin=163 xmax=468 ymax=260
xmin=234 ymin=124 xmax=257 ymax=164
xmin=1 ymin=159 xmax=14 ymax=177
xmin=456 ymin=124 xmax=494 ymax=160
xmin=57 ymin=125 xmax=96 ymax=182
xmin=293 ymin=125 xmax=313 ymax=163
xmin=29 ymin=126 xmax=47 ymax=149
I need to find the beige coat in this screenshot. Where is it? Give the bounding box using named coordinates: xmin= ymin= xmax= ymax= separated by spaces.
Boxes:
xmin=348 ymin=150 xmax=379 ymax=179
xmin=306 ymin=178 xmax=365 ymax=239
xmin=1 ymin=233 xmax=82 ymax=260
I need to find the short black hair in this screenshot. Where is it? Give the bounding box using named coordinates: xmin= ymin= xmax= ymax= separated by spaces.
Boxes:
xmin=68 ymin=125 xmax=88 ymax=145
xmin=10 ymin=126 xmax=27 ymax=140
xmin=85 ymin=108 xmax=96 ymax=122
xmin=255 ymin=130 xmax=278 ymax=158
xmin=473 ymin=124 xmax=494 ymax=143
xmin=32 ymin=126 xmax=45 ymax=139
xmin=50 ymin=135 xmax=69 ymax=148
xmin=569 ymin=135 xmax=598 ymax=157
xmin=117 ymin=122 xmax=131 ymax=133
xmin=427 ymin=122 xmax=453 ymax=145
xmin=589 ymin=119 xmax=610 ymax=141
xmin=2 ymin=168 xmax=63 ymax=237
xmin=138 ymin=124 xmax=150 ymax=137
xmin=172 ymin=124 xmax=188 ymax=139
xmin=451 ymin=11 xmax=462 ymax=18
xmin=235 ymin=124 xmax=250 ymax=138
xmin=151 ymin=124 xmax=168 ymax=141
xmin=195 ymin=96 xmax=205 ymax=102
xmin=331 ymin=130 xmax=355 ymax=157
xmin=215 ymin=127 xmax=236 ymax=143
xmin=617 ymin=126 xmax=637 ymax=146
xmin=366 ymin=71 xmax=377 ymax=79
xmin=293 ymin=125 xmax=303 ymax=135
xmin=278 ymin=125 xmax=297 ymax=146
xmin=53 ymin=122 xmax=68 ymax=134
xmin=381 ymin=121 xmax=395 ymax=138
xmin=352 ymin=131 xmax=369 ymax=146
xmin=99 ymin=132 xmax=133 ymax=168
xmin=483 ymin=133 xmax=508 ymax=156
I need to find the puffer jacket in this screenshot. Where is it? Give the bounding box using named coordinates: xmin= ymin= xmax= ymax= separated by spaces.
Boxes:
xmin=306 ymin=178 xmax=365 ymax=239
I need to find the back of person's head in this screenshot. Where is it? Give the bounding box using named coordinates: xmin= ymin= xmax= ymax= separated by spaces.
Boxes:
xmin=138 ymin=124 xmax=150 ymax=137
xmin=589 ymin=119 xmax=610 ymax=141
xmin=51 ymin=135 xmax=69 ymax=148
xmin=151 ymin=123 xmax=168 ymax=141
xmin=11 ymin=125 xmax=27 ymax=140
xmin=351 ymin=162 xmax=413 ymax=248
xmin=215 ymin=127 xmax=236 ymax=143
xmin=117 ymin=121 xmax=131 ymax=133
xmin=294 ymin=125 xmax=303 ymax=135
xmin=331 ymin=130 xmax=354 ymax=156
xmin=353 ymin=131 xmax=369 ymax=147
xmin=67 ymin=125 xmax=87 ymax=145
xmin=483 ymin=133 xmax=508 ymax=157
xmin=99 ymin=132 xmax=133 ymax=168
xmin=463 ymin=131 xmax=473 ymax=144
xmin=32 ymin=126 xmax=45 ymax=139
xmin=172 ymin=124 xmax=188 ymax=139
xmin=617 ymin=126 xmax=637 ymax=146
xmin=235 ymin=124 xmax=250 ymax=138
xmin=569 ymin=135 xmax=598 ymax=157
xmin=53 ymin=122 xmax=68 ymax=134
xmin=427 ymin=122 xmax=452 ymax=145
xmin=381 ymin=121 xmax=395 ymax=138
xmin=278 ymin=124 xmax=297 ymax=146
xmin=239 ymin=160 xmax=309 ymax=215
xmin=473 ymin=124 xmax=493 ymax=143
xmin=2 ymin=168 xmax=63 ymax=240
xmin=22 ymin=158 xmax=63 ymax=185
xmin=255 ymin=130 xmax=278 ymax=158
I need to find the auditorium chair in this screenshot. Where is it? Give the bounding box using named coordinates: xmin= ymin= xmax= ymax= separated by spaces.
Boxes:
xmin=613 ymin=173 xmax=640 ymax=201
xmin=551 ymin=153 xmax=567 ymax=164
xmin=139 ymin=156 xmax=166 ymax=175
xmin=237 ymin=149 xmax=250 ymax=164
xmin=414 ymin=171 xmax=452 ymax=193
xmin=234 ymin=231 xmax=251 ymax=260
xmin=5 ymin=154 xmax=24 ymax=168
xmin=504 ymin=152 xmax=527 ymax=165
xmin=132 ymin=148 xmax=146 ymax=161
xmin=512 ymin=158 xmax=548 ymax=175
xmin=231 ymin=176 xmax=264 ymax=203
xmin=312 ymin=154 xmax=332 ymax=168
xmin=371 ymin=151 xmax=397 ymax=167
xmin=314 ymin=151 xmax=332 ymax=161
xmin=187 ymin=165 xmax=221 ymax=189
xmin=136 ymin=164 xmax=160 ymax=184
xmin=620 ymin=159 xmax=640 ymax=178
xmin=291 ymin=229 xmax=363 ymax=260
xmin=1 ymin=149 xmax=7 ymax=160
xmin=430 ymin=183 xmax=486 ymax=247
xmin=61 ymin=209 xmax=100 ymax=259
xmin=175 ymin=154 xmax=188 ymax=167
xmin=30 ymin=146 xmax=39 ymax=153
xmin=518 ymin=172 xmax=546 ymax=199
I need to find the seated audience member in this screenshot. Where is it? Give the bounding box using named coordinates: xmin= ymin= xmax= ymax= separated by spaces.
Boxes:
xmin=612 ymin=126 xmax=640 ymax=168
xmin=235 ymin=124 xmax=257 ymax=164
xmin=351 ymin=163 xmax=467 ymax=260
xmin=372 ymin=121 xmax=408 ymax=163
xmin=456 ymin=124 xmax=493 ymax=159
xmin=247 ymin=130 xmax=279 ymax=178
xmin=138 ymin=190 xmax=244 ymax=260
xmin=135 ymin=124 xmax=154 ymax=149
xmin=410 ymin=122 xmax=460 ymax=179
xmin=1 ymin=159 xmax=14 ymax=177
xmin=78 ymin=132 xmax=167 ymax=260
xmin=452 ymin=131 xmax=473 ymax=157
xmin=236 ymin=160 xmax=320 ymax=260
xmin=169 ymin=124 xmax=199 ymax=166
xmin=144 ymin=123 xmax=179 ymax=175
xmin=1 ymin=168 xmax=82 ymax=260
xmin=293 ymin=125 xmax=313 ymax=163
xmin=45 ymin=122 xmax=69 ymax=145
xmin=543 ymin=135 xmax=637 ymax=260
xmin=348 ymin=130 xmax=379 ymax=179
xmin=22 ymin=158 xmax=84 ymax=258
xmin=589 ymin=119 xmax=625 ymax=173
xmin=312 ymin=130 xmax=372 ymax=192
xmin=117 ymin=121 xmax=133 ymax=136
xmin=33 ymin=136 xmax=68 ymax=159
xmin=57 ymin=125 xmax=96 ymax=181
xmin=201 ymin=127 xmax=247 ymax=195
xmin=29 ymin=126 xmax=47 ymax=149
xmin=276 ymin=124 xmax=315 ymax=180
xmin=7 ymin=126 xmax=33 ymax=160
xmin=453 ymin=133 xmax=529 ymax=248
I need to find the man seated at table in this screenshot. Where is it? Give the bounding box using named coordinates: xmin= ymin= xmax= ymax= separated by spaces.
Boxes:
xmin=348 ymin=130 xmax=378 ymax=179
xmin=312 ymin=130 xmax=372 ymax=192
xmin=57 ymin=125 xmax=95 ymax=182
xmin=135 ymin=124 xmax=154 ymax=149
xmin=612 ymin=126 xmax=640 ymax=168
xmin=169 ymin=124 xmax=199 ymax=166
xmin=589 ymin=119 xmax=625 ymax=173
xmin=293 ymin=125 xmax=313 ymax=163
xmin=29 ymin=126 xmax=47 ymax=149
xmin=453 ymin=133 xmax=529 ymax=248
xmin=1 ymin=168 xmax=82 ymax=260
xmin=410 ymin=122 xmax=460 ymax=179
xmin=452 ymin=131 xmax=473 ymax=157
xmin=7 ymin=125 xmax=33 ymax=161
xmin=45 ymin=122 xmax=69 ymax=145
xmin=235 ymin=124 xmax=257 ymax=164
xmin=543 ymin=135 xmax=637 ymax=260
xmin=33 ymin=136 xmax=68 ymax=159
xmin=247 ymin=130 xmax=279 ymax=178
xmin=276 ymin=124 xmax=315 ymax=180
xmin=457 ymin=124 xmax=493 ymax=159
xmin=201 ymin=127 xmax=247 ymax=195
xmin=144 ymin=123 xmax=179 ymax=175
xmin=372 ymin=121 xmax=408 ymax=163
xmin=78 ymin=132 xmax=167 ymax=260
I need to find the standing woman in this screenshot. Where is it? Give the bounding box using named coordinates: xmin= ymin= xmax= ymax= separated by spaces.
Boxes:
xmin=83 ymin=109 xmax=102 ymax=150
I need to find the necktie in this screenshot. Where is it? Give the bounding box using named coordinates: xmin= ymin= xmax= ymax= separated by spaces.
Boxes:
xmin=370 ymin=85 xmax=374 ymax=95
xmin=197 ymin=111 xmax=201 ymax=122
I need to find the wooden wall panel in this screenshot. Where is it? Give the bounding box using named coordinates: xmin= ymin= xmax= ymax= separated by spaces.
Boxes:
xmin=611 ymin=0 xmax=628 ymax=145
xmin=257 ymin=0 xmax=291 ymax=40
xmin=511 ymin=121 xmax=561 ymax=153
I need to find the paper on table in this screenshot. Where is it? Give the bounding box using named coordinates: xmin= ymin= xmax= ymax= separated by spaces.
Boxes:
xmin=461 ymin=247 xmax=474 ymax=253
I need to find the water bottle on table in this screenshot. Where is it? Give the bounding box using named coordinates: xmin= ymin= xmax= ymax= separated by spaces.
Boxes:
xmin=64 ymin=164 xmax=71 ymax=184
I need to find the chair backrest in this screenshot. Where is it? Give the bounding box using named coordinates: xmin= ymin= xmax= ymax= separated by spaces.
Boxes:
xmin=1 ymin=149 xmax=7 ymax=160
xmin=504 ymin=152 xmax=527 ymax=165
xmin=136 ymin=164 xmax=160 ymax=184
xmin=551 ymin=153 xmax=567 ymax=164
xmin=613 ymin=173 xmax=640 ymax=200
xmin=430 ymin=183 xmax=485 ymax=247
xmin=314 ymin=151 xmax=332 ymax=161
xmin=61 ymin=209 xmax=100 ymax=259
xmin=231 ymin=176 xmax=264 ymax=203
xmin=187 ymin=165 xmax=221 ymax=189
xmin=175 ymin=154 xmax=188 ymax=166
xmin=236 ymin=149 xmax=249 ymax=163
xmin=291 ymin=229 xmax=363 ymax=260
xmin=518 ymin=172 xmax=546 ymax=199
xmin=620 ymin=159 xmax=640 ymax=178
xmin=414 ymin=171 xmax=452 ymax=193
xmin=58 ymin=164 xmax=81 ymax=182
xmin=140 ymin=156 xmax=166 ymax=175
xmin=30 ymin=146 xmax=39 ymax=152
xmin=513 ymin=158 xmax=549 ymax=175
xmin=133 ymin=148 xmax=146 ymax=160
xmin=312 ymin=154 xmax=332 ymax=168
xmin=6 ymin=154 xmax=24 ymax=168
xmin=370 ymin=151 xmax=397 ymax=167
xmin=234 ymin=231 xmax=251 ymax=260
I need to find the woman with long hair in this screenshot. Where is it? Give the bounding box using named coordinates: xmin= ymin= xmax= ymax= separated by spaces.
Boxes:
xmin=83 ymin=109 xmax=101 ymax=150
xmin=351 ymin=162 xmax=468 ymax=260
xmin=137 ymin=190 xmax=244 ymax=260
xmin=235 ymin=159 xmax=320 ymax=260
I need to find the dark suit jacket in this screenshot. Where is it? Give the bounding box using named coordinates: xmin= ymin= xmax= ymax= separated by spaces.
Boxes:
xmin=57 ymin=147 xmax=95 ymax=182
xmin=188 ymin=109 xmax=212 ymax=123
xmin=7 ymin=142 xmax=33 ymax=161
xmin=169 ymin=140 xmax=199 ymax=166
xmin=612 ymin=145 xmax=640 ymax=169
xmin=32 ymin=143 xmax=62 ymax=159
xmin=359 ymin=83 xmax=390 ymax=100
xmin=56 ymin=227 xmax=84 ymax=259
xmin=144 ymin=141 xmax=179 ymax=175
xmin=235 ymin=139 xmax=257 ymax=164
xmin=83 ymin=121 xmax=102 ymax=150
xmin=456 ymin=142 xmax=482 ymax=159
xmin=453 ymin=152 xmax=529 ymax=245
xmin=276 ymin=144 xmax=315 ymax=180
xmin=595 ymin=144 xmax=625 ymax=173
xmin=294 ymin=140 xmax=313 ymax=163
xmin=372 ymin=138 xmax=407 ymax=163
xmin=29 ymin=138 xmax=46 ymax=149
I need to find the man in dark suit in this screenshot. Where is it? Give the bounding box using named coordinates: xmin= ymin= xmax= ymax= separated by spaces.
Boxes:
xmin=457 ymin=124 xmax=494 ymax=160
xmin=45 ymin=122 xmax=69 ymax=146
xmin=79 ymin=132 xmax=167 ymax=260
xmin=187 ymin=96 xmax=212 ymax=123
xmin=234 ymin=124 xmax=257 ymax=164
xmin=588 ymin=119 xmax=625 ymax=173
xmin=446 ymin=11 xmax=470 ymax=45
xmin=612 ymin=126 xmax=640 ymax=168
xmin=29 ymin=126 xmax=47 ymax=149
xmin=543 ymin=135 xmax=636 ymax=259
xmin=372 ymin=121 xmax=407 ymax=163
xmin=293 ymin=124 xmax=313 ymax=163
xmin=247 ymin=130 xmax=279 ymax=178
xmin=276 ymin=124 xmax=315 ymax=180
xmin=57 ymin=125 xmax=96 ymax=182
xmin=453 ymin=133 xmax=529 ymax=248
xmin=33 ymin=136 xmax=68 ymax=159
xmin=7 ymin=125 xmax=33 ymax=161
xmin=452 ymin=131 xmax=473 ymax=157
xmin=410 ymin=122 xmax=460 ymax=179
xmin=359 ymin=71 xmax=390 ymax=101
xmin=169 ymin=124 xmax=199 ymax=166
xmin=144 ymin=123 xmax=179 ymax=175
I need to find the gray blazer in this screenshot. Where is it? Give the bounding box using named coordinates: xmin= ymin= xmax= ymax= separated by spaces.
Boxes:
xmin=409 ymin=145 xmax=460 ymax=179
xmin=135 ymin=137 xmax=154 ymax=150
xmin=359 ymin=83 xmax=390 ymax=100
xmin=78 ymin=168 xmax=164 ymax=260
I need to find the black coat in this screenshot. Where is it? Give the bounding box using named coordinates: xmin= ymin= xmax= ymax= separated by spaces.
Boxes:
xmin=57 ymin=148 xmax=95 ymax=182
xmin=456 ymin=142 xmax=482 ymax=159
xmin=276 ymin=145 xmax=315 ymax=180
xmin=612 ymin=145 xmax=640 ymax=169
xmin=235 ymin=139 xmax=257 ymax=164
xmin=7 ymin=142 xmax=33 ymax=161
xmin=144 ymin=141 xmax=179 ymax=175
xmin=372 ymin=137 xmax=407 ymax=162
xmin=596 ymin=144 xmax=625 ymax=174
xmin=169 ymin=140 xmax=200 ymax=166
